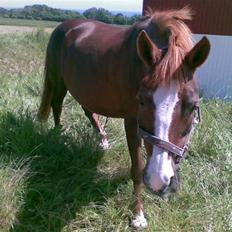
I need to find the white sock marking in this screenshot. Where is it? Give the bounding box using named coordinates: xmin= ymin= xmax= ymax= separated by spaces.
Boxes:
xmin=99 ymin=137 xmax=110 ymax=150
xmin=131 ymin=211 xmax=148 ymax=229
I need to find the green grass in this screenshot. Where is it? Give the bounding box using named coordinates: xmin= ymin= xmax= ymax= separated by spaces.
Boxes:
xmin=0 ymin=29 xmax=231 ymax=232
xmin=0 ymin=17 xmax=59 ymax=28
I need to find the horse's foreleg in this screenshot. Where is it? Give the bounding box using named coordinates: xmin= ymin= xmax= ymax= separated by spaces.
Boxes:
xmin=82 ymin=107 xmax=109 ymax=149
xmin=124 ymin=118 xmax=148 ymax=229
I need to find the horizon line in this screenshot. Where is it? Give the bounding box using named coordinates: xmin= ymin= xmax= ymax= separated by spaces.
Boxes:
xmin=0 ymin=4 xmax=141 ymax=14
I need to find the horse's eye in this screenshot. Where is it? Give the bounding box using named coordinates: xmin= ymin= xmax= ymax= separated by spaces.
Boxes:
xmin=189 ymin=104 xmax=196 ymax=112
xmin=138 ymin=97 xmax=145 ymax=106
xmin=139 ymin=99 xmax=145 ymax=106
xmin=183 ymin=102 xmax=196 ymax=116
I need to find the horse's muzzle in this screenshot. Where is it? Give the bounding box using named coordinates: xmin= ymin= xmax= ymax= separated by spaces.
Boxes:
xmin=143 ymin=170 xmax=180 ymax=198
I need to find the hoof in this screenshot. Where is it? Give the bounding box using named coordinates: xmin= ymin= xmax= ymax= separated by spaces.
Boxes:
xmin=131 ymin=211 xmax=148 ymax=230
xmin=99 ymin=137 xmax=110 ymax=150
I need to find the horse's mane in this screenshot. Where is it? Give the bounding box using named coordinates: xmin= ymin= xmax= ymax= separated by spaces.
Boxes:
xmin=140 ymin=6 xmax=194 ymax=86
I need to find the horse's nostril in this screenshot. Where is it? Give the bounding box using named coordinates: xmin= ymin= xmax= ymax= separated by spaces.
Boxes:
xmin=143 ymin=174 xmax=149 ymax=186
xmin=163 ymin=175 xmax=170 ymax=184
xmin=160 ymin=184 xmax=169 ymax=193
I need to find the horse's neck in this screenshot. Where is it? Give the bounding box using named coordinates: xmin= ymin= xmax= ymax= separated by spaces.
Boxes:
xmin=119 ymin=26 xmax=145 ymax=85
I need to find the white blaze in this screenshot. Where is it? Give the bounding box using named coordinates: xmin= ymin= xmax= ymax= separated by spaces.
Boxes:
xmin=146 ymin=81 xmax=179 ymax=192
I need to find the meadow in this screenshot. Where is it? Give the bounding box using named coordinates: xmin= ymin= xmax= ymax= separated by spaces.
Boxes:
xmin=0 ymin=17 xmax=59 ymax=28
xmin=0 ymin=27 xmax=231 ymax=232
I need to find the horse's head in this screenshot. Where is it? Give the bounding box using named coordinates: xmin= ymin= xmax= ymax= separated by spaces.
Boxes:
xmin=135 ymin=9 xmax=210 ymax=195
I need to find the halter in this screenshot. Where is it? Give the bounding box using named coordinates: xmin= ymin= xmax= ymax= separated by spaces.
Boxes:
xmin=138 ymin=106 xmax=201 ymax=164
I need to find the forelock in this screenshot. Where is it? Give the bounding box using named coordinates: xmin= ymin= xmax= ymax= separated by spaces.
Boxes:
xmin=142 ymin=6 xmax=194 ymax=87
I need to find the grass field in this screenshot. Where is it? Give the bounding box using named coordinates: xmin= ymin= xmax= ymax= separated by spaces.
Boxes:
xmin=0 ymin=17 xmax=59 ymax=28
xmin=0 ymin=28 xmax=231 ymax=232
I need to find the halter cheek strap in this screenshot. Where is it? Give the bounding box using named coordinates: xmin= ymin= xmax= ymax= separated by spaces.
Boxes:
xmin=138 ymin=106 xmax=201 ymax=163
xmin=138 ymin=127 xmax=187 ymax=158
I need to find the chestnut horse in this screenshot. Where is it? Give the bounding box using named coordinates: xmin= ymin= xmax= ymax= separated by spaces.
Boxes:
xmin=38 ymin=7 xmax=210 ymax=229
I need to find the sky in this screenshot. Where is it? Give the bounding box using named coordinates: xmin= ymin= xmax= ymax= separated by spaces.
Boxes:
xmin=0 ymin=0 xmax=143 ymax=12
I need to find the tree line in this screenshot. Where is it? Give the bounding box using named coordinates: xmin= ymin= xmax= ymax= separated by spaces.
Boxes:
xmin=0 ymin=4 xmax=141 ymax=25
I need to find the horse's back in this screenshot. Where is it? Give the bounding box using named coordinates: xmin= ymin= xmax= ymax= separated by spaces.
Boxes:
xmin=52 ymin=19 xmax=128 ymax=49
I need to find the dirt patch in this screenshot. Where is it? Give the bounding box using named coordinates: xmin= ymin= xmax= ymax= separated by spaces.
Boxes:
xmin=0 ymin=25 xmax=53 ymax=34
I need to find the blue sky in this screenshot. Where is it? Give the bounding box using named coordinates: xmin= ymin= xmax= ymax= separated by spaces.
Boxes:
xmin=0 ymin=0 xmax=143 ymax=12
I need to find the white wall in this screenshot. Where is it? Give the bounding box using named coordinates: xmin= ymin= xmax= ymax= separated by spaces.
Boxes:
xmin=194 ymin=34 xmax=232 ymax=99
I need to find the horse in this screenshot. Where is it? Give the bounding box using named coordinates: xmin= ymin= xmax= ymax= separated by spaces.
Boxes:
xmin=38 ymin=7 xmax=210 ymax=229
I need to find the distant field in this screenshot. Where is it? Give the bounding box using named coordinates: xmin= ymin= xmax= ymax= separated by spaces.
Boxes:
xmin=0 ymin=17 xmax=59 ymax=28
xmin=0 ymin=25 xmax=54 ymax=34
xmin=0 ymin=17 xmax=58 ymax=34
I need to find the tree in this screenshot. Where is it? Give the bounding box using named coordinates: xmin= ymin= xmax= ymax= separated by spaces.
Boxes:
xmin=83 ymin=7 xmax=113 ymax=24
xmin=95 ymin=8 xmax=113 ymax=24
xmin=129 ymin=14 xmax=142 ymax=24
xmin=114 ymin=13 xmax=128 ymax=25
xmin=0 ymin=4 xmax=140 ymax=24
xmin=83 ymin=7 xmax=98 ymax=20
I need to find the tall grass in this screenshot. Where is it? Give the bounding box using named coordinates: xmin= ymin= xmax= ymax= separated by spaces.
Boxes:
xmin=0 ymin=29 xmax=231 ymax=231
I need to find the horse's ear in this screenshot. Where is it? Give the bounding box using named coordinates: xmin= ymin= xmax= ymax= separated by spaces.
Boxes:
xmin=137 ymin=30 xmax=161 ymax=67
xmin=184 ymin=36 xmax=210 ymax=70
